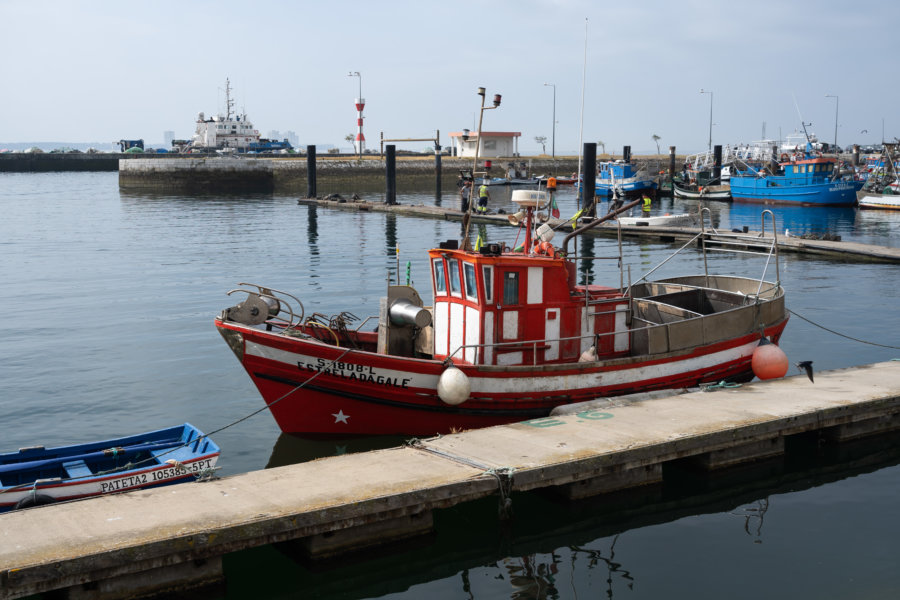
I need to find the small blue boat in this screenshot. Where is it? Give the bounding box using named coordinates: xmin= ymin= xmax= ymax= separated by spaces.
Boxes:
xmin=0 ymin=423 xmax=220 ymax=512
xmin=578 ymin=160 xmax=658 ymax=197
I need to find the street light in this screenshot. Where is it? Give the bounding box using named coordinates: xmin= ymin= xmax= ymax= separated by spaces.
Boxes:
xmin=543 ymin=83 xmax=556 ymax=160
xmin=471 ymin=87 xmax=501 ymax=182
xmin=825 ymin=94 xmax=839 ymax=151
xmin=348 ymin=71 xmax=363 ymax=158
xmin=461 ymin=86 xmax=501 ymax=248
xmin=700 ymin=89 xmax=713 ymax=152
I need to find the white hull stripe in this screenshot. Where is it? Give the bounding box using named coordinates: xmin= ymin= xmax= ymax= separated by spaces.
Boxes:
xmin=0 ymin=456 xmax=217 ymax=508
xmin=245 ymin=339 xmax=756 ymax=396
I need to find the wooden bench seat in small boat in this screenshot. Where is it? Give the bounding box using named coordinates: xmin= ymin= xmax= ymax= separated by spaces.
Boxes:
xmin=62 ymin=459 xmax=93 ymax=479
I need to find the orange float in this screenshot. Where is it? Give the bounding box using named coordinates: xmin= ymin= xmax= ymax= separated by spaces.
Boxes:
xmin=751 ymin=338 xmax=789 ymax=380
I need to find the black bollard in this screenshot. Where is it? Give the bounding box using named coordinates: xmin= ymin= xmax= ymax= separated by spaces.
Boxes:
xmin=669 ymin=145 xmax=676 ymax=189
xmin=385 ymin=145 xmax=397 ymax=205
xmin=435 ymin=144 xmax=442 ymax=200
xmin=713 ymin=145 xmax=722 ymax=182
xmin=306 ymin=145 xmax=317 ymax=199
xmin=583 ymin=142 xmax=597 ymax=216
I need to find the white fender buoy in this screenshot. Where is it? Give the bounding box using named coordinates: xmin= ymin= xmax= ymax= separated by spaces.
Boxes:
xmin=578 ymin=345 xmax=598 ymax=363
xmin=751 ymin=338 xmax=789 ymax=380
xmin=437 ymin=365 xmax=470 ymax=406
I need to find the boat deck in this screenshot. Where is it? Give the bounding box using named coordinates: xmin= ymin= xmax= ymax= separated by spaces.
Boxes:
xmin=2 ymin=361 xmax=899 ymax=600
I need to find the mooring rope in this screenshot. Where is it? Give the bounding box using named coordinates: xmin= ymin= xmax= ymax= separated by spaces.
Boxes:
xmin=701 ymin=381 xmax=743 ymax=392
xmin=788 ymin=308 xmax=900 ymax=350
xmin=406 ymin=439 xmax=516 ymax=519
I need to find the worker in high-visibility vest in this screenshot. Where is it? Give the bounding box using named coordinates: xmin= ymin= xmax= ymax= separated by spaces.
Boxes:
xmin=641 ymin=194 xmax=652 ymax=214
xmin=477 ymin=182 xmax=490 ymax=213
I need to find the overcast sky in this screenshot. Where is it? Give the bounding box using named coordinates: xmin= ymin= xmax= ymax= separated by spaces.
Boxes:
xmin=2 ymin=0 xmax=896 ymax=154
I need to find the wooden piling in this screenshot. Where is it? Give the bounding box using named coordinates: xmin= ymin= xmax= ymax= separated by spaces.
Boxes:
xmin=385 ymin=145 xmax=396 ymax=205
xmin=306 ymin=145 xmax=317 ymax=199
xmin=583 ymin=142 xmax=596 ymax=215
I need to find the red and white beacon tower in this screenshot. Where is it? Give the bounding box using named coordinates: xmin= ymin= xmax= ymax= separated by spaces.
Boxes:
xmin=354 ymin=97 xmax=365 ymax=154
xmin=348 ymin=71 xmax=365 ymax=155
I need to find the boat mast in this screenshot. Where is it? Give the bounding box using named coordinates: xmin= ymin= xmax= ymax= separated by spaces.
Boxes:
xmin=792 ymin=94 xmax=813 ymax=154
xmin=225 ymin=78 xmax=234 ymax=121
xmin=576 ymin=18 xmax=588 ymax=210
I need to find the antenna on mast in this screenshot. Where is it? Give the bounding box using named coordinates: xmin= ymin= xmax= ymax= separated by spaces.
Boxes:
xmin=791 ymin=93 xmax=812 ymax=146
xmin=224 ymin=78 xmax=234 ymax=120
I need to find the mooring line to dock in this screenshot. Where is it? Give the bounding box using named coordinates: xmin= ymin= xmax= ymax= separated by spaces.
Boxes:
xmin=1 ymin=347 xmax=359 ymax=499
xmin=787 ymin=308 xmax=900 ymax=349
xmin=406 ymin=438 xmax=494 ymax=470
xmin=406 ymin=438 xmax=516 ymax=518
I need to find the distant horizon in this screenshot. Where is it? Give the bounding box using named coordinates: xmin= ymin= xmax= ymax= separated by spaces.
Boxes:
xmin=1 ymin=138 xmax=882 ymax=158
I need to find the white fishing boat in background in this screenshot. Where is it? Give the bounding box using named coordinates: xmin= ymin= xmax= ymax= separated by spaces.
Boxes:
xmin=183 ymin=79 xmax=293 ymax=154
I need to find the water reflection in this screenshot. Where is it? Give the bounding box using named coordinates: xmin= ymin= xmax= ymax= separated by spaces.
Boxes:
xmin=731 ymin=498 xmax=769 ymax=544
xmin=265 ymin=432 xmax=407 ymax=468
xmin=385 ymin=214 xmax=398 ymax=259
xmin=570 ymin=536 xmax=635 ymax=598
xmin=307 ymin=205 xmax=319 ymax=252
xmin=727 ymin=202 xmax=858 ymax=237
xmin=578 ymin=235 xmax=596 ymax=285
xmin=120 ymin=190 xmax=276 ymax=204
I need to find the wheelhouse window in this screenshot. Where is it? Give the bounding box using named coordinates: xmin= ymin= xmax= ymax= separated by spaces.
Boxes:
xmin=463 ymin=262 xmax=478 ymax=302
xmin=448 ymin=260 xmax=461 ymax=296
xmin=433 ymin=258 xmax=446 ymax=296
xmin=502 ymin=271 xmax=519 ymax=305
xmin=482 ymin=266 xmax=493 ymax=303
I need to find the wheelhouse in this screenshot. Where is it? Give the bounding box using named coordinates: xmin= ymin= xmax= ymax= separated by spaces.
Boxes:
xmin=428 ymin=247 xmax=630 ymax=367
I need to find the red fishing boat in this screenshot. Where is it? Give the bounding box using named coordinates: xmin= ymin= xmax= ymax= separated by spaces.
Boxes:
xmin=216 ymin=192 xmax=789 ymax=436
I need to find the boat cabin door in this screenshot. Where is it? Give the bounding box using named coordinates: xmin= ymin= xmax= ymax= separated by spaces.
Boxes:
xmin=494 ymin=266 xmax=548 ymax=366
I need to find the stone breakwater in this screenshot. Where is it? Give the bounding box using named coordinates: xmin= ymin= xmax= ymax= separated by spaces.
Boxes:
xmin=117 ymin=156 xmax=588 ymax=194
xmin=116 ymin=155 xmax=672 ymax=194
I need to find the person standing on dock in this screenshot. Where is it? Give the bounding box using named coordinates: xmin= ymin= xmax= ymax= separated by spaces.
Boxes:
xmin=459 ymin=180 xmax=472 ymax=213
xmin=477 ymin=181 xmax=490 ymax=213
xmin=641 ymin=193 xmax=652 ymax=214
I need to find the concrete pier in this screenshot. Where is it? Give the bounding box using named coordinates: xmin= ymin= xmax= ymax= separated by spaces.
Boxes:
xmin=118 ymin=158 xmax=276 ymax=192
xmin=1 ymin=361 xmax=898 ymax=599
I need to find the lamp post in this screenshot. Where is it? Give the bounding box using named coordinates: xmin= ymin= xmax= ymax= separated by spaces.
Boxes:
xmin=462 ymin=87 xmax=501 ymax=248
xmin=348 ymin=71 xmax=363 ymax=158
xmin=700 ymin=89 xmax=713 ymax=152
xmin=825 ymin=94 xmax=839 ymax=151
xmin=471 ymin=86 xmax=502 ymax=181
xmin=543 ymin=83 xmax=556 ymax=160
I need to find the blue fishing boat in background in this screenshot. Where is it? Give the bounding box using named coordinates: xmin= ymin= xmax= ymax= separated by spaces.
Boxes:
xmin=593 ymin=159 xmax=658 ymax=197
xmin=577 ymin=148 xmax=658 ymax=198
xmin=730 ymin=147 xmax=864 ymax=206
xmin=0 ymin=423 xmax=219 ymax=511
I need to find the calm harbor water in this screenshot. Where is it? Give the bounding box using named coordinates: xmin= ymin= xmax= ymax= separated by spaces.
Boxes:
xmin=1 ymin=172 xmax=899 ymax=599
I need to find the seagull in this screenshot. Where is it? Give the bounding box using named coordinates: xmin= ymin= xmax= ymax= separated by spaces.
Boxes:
xmin=795 ymin=361 xmax=814 ymax=383
xmin=860 ymin=129 xmax=868 ymax=134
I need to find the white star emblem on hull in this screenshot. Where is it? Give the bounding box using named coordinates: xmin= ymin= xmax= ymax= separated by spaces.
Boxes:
xmin=332 ymin=410 xmax=350 ymax=424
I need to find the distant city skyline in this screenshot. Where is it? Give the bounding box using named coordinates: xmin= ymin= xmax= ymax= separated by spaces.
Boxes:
xmin=1 ymin=0 xmax=896 ymax=155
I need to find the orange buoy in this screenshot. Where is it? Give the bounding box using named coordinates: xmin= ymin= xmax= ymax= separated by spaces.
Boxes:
xmin=751 ymin=338 xmax=789 ymax=380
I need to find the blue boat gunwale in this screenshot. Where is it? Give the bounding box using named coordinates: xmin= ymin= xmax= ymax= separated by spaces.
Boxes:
xmin=0 ymin=422 xmax=220 ymax=492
